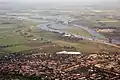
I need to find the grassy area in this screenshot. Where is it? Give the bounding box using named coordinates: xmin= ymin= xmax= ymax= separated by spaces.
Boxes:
xmin=64 ymin=27 xmax=92 ymax=38
xmin=0 ymin=24 xmax=17 ymax=32
xmin=31 ymin=27 xmax=59 ymax=41
xmin=29 ymin=26 xmax=120 ymax=53
xmin=4 ymin=45 xmax=31 ymax=53
xmin=54 ymin=40 xmax=120 ymax=53
xmin=0 ymin=18 xmax=120 ymax=54
xmin=90 ymin=19 xmax=120 ymax=28
xmin=0 ymin=20 xmax=35 ymax=53
xmin=0 ymin=33 xmax=28 ymax=45
xmin=97 ymin=18 xmax=119 ymax=23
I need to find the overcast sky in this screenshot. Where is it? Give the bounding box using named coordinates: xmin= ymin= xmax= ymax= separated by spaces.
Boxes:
xmin=0 ymin=0 xmax=119 ymax=5
xmin=0 ymin=0 xmax=118 ymax=2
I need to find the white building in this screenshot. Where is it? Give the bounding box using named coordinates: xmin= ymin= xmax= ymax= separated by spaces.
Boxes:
xmin=56 ymin=51 xmax=81 ymax=55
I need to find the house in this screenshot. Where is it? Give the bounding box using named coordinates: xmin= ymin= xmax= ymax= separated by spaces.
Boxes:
xmin=63 ymin=34 xmax=72 ymax=37
xmin=97 ymin=29 xmax=115 ymax=33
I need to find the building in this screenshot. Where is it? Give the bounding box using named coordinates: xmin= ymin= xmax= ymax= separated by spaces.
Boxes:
xmin=56 ymin=51 xmax=81 ymax=55
xmin=97 ymin=29 xmax=115 ymax=33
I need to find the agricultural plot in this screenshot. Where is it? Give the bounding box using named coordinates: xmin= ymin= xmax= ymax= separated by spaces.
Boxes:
xmin=64 ymin=27 xmax=93 ymax=38
xmin=54 ymin=40 xmax=120 ymax=53
xmin=0 ymin=16 xmax=120 ymax=55
xmin=0 ymin=20 xmax=33 ymax=53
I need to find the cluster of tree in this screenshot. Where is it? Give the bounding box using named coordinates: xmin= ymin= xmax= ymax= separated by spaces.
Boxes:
xmin=0 ymin=44 xmax=22 ymax=49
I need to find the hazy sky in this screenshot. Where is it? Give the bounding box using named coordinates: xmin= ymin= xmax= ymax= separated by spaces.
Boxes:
xmin=0 ymin=0 xmax=119 ymax=4
xmin=0 ymin=0 xmax=118 ymax=2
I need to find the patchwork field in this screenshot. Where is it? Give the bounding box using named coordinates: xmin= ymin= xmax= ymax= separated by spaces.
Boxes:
xmin=63 ymin=27 xmax=93 ymax=38
xmin=54 ymin=40 xmax=120 ymax=53
xmin=0 ymin=17 xmax=120 ymax=56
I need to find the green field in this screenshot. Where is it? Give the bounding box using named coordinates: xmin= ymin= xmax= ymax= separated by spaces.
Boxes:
xmin=4 ymin=45 xmax=31 ymax=52
xmin=0 ymin=18 xmax=120 ymax=54
xmin=54 ymin=40 xmax=120 ymax=53
xmin=98 ymin=18 xmax=119 ymax=23
xmin=0 ymin=20 xmax=35 ymax=53
xmin=64 ymin=27 xmax=93 ymax=38
xmin=31 ymin=27 xmax=59 ymax=41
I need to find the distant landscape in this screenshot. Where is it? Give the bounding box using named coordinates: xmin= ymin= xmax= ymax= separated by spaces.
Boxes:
xmin=0 ymin=0 xmax=120 ymax=80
